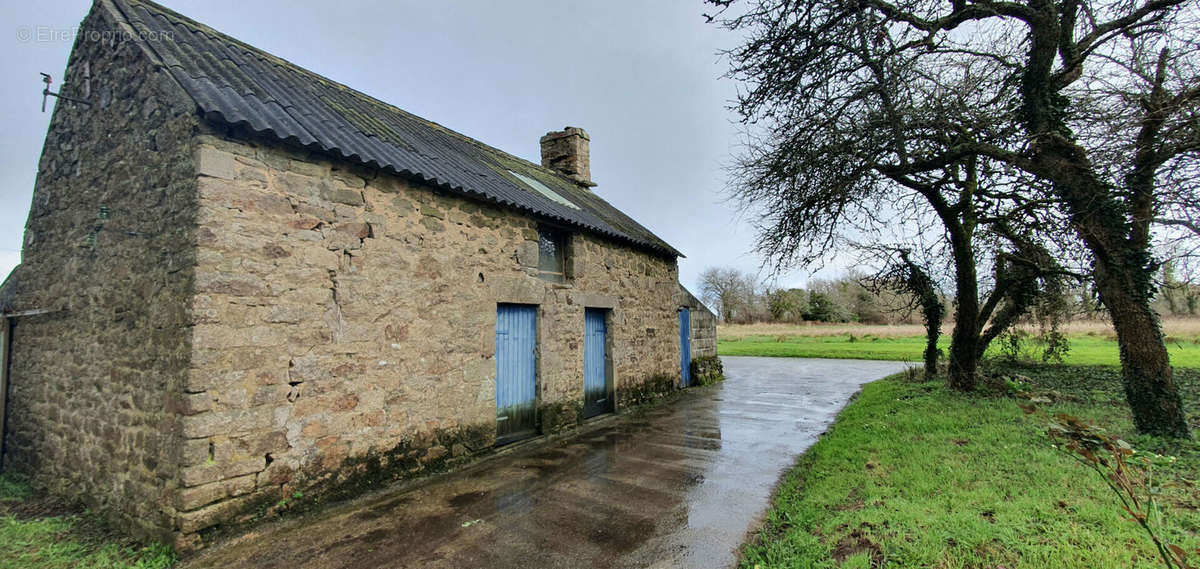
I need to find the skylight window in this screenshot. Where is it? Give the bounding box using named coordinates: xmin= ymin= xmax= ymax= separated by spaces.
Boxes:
xmin=508 ymin=170 xmax=581 ymax=210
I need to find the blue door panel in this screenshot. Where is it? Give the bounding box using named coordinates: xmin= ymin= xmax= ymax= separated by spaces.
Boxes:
xmin=496 ymin=304 xmax=537 ymax=444
xmin=680 ymin=309 xmax=691 ymax=387
xmin=583 ymin=308 xmax=612 ymax=418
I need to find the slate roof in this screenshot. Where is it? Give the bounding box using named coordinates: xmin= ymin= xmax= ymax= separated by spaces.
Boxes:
xmin=104 ymin=0 xmax=681 ymax=257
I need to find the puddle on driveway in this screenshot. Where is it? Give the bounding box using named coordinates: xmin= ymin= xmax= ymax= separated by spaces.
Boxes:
xmin=184 ymin=357 xmax=908 ymax=569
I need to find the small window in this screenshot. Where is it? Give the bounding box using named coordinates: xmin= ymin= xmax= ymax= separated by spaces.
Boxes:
xmin=537 ymin=228 xmax=570 ymax=282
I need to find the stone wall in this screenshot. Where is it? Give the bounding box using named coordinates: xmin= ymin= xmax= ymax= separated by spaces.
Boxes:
xmin=0 ymin=3 xmax=199 ymax=543
xmin=174 ymin=125 xmax=682 ymax=543
xmin=679 ymin=286 xmax=718 ymax=358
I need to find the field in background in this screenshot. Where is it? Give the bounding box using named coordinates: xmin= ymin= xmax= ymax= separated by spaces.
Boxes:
xmin=719 ymin=318 xmax=1200 ymax=340
xmin=718 ymin=318 xmax=1200 ymax=368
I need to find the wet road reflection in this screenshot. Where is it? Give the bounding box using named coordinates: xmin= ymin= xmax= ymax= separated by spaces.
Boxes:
xmin=186 ymin=357 xmax=909 ymax=569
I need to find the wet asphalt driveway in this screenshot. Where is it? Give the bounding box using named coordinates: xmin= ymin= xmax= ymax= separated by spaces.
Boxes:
xmin=184 ymin=357 xmax=909 ymax=569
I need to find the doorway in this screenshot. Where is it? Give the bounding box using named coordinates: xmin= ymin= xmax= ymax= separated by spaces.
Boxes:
xmin=583 ymin=308 xmax=612 ymax=418
xmin=495 ymin=304 xmax=538 ymax=445
xmin=679 ymin=308 xmax=691 ymax=387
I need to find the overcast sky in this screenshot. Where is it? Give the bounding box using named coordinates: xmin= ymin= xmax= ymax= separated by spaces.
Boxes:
xmin=0 ymin=0 xmax=845 ymax=292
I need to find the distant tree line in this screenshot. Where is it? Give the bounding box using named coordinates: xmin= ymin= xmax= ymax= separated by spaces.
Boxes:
xmin=698 ymin=267 xmax=927 ymax=326
xmin=701 ymin=264 xmax=1200 ymax=325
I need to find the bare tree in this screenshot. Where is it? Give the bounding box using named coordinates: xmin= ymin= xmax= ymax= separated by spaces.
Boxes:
xmin=709 ymin=0 xmax=1199 ymax=437
xmin=698 ymin=267 xmax=758 ymax=323
xmin=711 ymin=25 xmax=1062 ymax=389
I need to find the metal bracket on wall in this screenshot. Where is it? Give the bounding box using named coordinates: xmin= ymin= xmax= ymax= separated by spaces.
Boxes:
xmin=41 ymin=73 xmax=91 ymax=112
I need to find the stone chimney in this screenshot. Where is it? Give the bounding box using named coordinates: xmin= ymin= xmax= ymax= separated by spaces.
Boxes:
xmin=540 ymin=127 xmax=596 ymax=187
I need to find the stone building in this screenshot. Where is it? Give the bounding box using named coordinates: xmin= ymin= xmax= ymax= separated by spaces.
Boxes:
xmin=0 ymin=0 xmax=718 ymax=549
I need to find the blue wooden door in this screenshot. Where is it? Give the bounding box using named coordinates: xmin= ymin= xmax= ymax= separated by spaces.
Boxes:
xmin=679 ymin=308 xmax=691 ymax=387
xmin=583 ymin=308 xmax=612 ymax=418
xmin=496 ymin=304 xmax=537 ymax=445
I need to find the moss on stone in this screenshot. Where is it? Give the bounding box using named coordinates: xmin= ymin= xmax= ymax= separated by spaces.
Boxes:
xmin=194 ymin=422 xmax=495 ymax=545
xmin=620 ymin=373 xmax=679 ymax=408
xmin=320 ymin=186 xmax=364 ymax=206
xmin=389 ymin=196 xmax=414 ymax=215
xmin=690 ymin=356 xmax=725 ymax=386
xmin=419 ymin=204 xmax=445 ymax=219
xmin=538 ymin=400 xmax=584 ymax=434
xmin=307 ymin=424 xmax=492 ymax=505
xmin=420 ymin=217 xmax=445 ymax=233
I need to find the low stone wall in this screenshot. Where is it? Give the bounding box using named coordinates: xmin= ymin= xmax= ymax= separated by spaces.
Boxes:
xmin=690 ymin=356 xmax=725 ymax=386
xmin=679 ymin=286 xmax=718 ymax=358
xmin=691 ymin=309 xmax=718 ymax=359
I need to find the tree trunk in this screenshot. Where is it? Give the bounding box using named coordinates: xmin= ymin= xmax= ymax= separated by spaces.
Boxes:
xmin=922 ymin=317 xmax=940 ymax=381
xmin=947 ymin=311 xmax=979 ymax=390
xmin=903 ymin=254 xmax=944 ymax=381
xmin=1019 ymin=13 xmax=1189 ymax=437
xmin=946 ymin=231 xmax=980 ymax=391
xmin=1036 ymin=142 xmax=1190 ymax=437
xmin=1096 ymin=262 xmax=1191 ymax=438
xmin=975 ymin=236 xmax=1057 ymax=360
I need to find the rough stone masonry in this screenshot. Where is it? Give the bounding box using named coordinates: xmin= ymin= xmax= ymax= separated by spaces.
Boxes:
xmin=0 ymin=0 xmax=718 ymax=551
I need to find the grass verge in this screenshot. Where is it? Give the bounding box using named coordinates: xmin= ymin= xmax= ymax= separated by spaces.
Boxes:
xmin=0 ymin=474 xmax=175 ymax=569
xmin=739 ymin=364 xmax=1200 ymax=568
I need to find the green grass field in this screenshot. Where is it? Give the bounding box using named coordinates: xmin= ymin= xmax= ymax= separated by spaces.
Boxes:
xmin=718 ymin=332 xmax=1200 ymax=368
xmin=740 ymin=365 xmax=1200 ymax=568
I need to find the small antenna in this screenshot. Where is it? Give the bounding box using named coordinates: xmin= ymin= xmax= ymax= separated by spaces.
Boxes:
xmin=40 ymin=72 xmax=91 ymax=112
